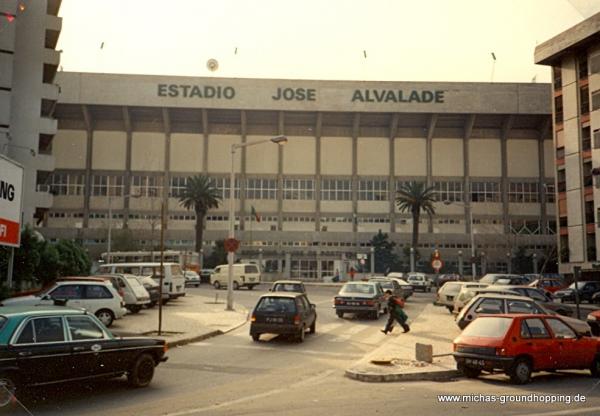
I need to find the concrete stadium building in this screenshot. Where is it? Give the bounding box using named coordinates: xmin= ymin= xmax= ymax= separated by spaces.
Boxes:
xmin=39 ymin=72 xmax=556 ymax=279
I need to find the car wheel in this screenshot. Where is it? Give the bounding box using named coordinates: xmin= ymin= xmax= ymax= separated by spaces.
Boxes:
xmin=458 ymin=364 xmax=481 ymax=379
xmin=446 ymin=306 xmax=454 ymax=313
xmin=147 ymin=301 xmax=156 ymax=308
xmin=233 ymin=281 xmax=239 ymax=290
xmin=509 ymin=358 xmax=532 ymax=385
xmin=96 ymin=309 xmax=115 ymax=327
xmin=247 ymin=285 xmax=254 ymax=290
xmin=297 ymin=326 xmax=305 ymax=343
xmin=128 ymin=353 xmax=156 ymax=388
xmin=336 ymin=311 xmax=344 ymax=318
xmin=309 ymin=319 xmax=316 ymax=334
xmin=128 ymin=305 xmax=142 ymax=314
xmin=252 ymin=333 xmax=260 ymax=342
xmin=590 ymin=356 xmax=600 ymax=378
xmin=213 ymin=281 xmax=221 ymax=290
xmin=0 ymin=373 xmax=18 ymax=408
xmin=195 ymin=283 xmax=200 ymax=288
xmin=371 ymin=311 xmax=379 ymax=320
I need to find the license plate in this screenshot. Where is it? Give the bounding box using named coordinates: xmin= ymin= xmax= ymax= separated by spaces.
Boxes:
xmin=266 ymin=317 xmax=283 ymax=323
xmin=348 ymin=302 xmax=360 ymax=306
xmin=465 ymin=358 xmax=485 ymax=367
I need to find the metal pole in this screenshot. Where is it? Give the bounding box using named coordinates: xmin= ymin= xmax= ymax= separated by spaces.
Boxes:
xmin=158 ymin=201 xmax=165 ymax=335
xmin=574 ymin=266 xmax=581 ymax=320
xmin=532 ymin=253 xmax=538 ymax=274
xmin=410 ymin=247 xmax=415 ymax=272
xmin=458 ymin=250 xmax=463 ymax=277
xmin=226 ymin=145 xmax=236 ymax=311
xmin=370 ymin=247 xmax=375 ymax=274
xmin=7 ymin=247 xmax=14 ymax=288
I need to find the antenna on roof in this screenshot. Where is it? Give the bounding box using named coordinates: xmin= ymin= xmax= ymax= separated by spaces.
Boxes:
xmin=490 ymin=52 xmax=497 ymax=83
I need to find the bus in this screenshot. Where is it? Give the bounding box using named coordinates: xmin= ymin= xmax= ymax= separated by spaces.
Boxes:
xmin=100 ymin=250 xmax=200 ymax=271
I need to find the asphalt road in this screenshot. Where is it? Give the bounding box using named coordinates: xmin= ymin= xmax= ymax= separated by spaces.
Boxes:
xmin=6 ymin=285 xmax=600 ymax=416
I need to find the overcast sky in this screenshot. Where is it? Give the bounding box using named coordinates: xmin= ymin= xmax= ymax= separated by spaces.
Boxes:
xmin=56 ymin=0 xmax=600 ymax=83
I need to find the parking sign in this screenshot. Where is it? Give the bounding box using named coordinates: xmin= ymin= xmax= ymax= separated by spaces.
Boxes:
xmin=0 ymin=155 xmax=24 ymax=247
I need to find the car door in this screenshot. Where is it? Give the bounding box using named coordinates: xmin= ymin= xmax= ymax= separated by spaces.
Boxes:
xmin=11 ymin=316 xmax=74 ymax=385
xmin=519 ymin=318 xmax=557 ymax=370
xmin=300 ymin=295 xmax=315 ymax=326
xmin=65 ymin=315 xmax=116 ymax=377
xmin=48 ymin=284 xmax=85 ymax=309
xmin=545 ymin=317 xmax=595 ymax=369
xmin=83 ymin=284 xmax=116 ymax=315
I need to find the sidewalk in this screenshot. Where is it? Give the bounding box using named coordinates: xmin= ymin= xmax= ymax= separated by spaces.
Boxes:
xmin=109 ymin=292 xmax=249 ymax=347
xmin=345 ymin=303 xmax=461 ymax=382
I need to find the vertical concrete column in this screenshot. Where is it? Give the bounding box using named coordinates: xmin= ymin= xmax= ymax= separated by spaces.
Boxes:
xmin=121 ymin=107 xmax=133 ymax=227
xmin=315 ymin=112 xmax=322 ymax=232
xmin=277 ymin=111 xmax=285 ymax=232
xmin=277 ymin=258 xmax=283 ymax=273
xmin=82 ymin=105 xmax=93 ymax=229
xmin=464 ymin=115 xmax=476 ymax=235
xmin=162 ymin=108 xmax=171 ymax=231
xmin=240 ymin=110 xmax=247 ymax=231
xmin=389 ymin=114 xmax=399 ymax=233
xmin=284 ymin=252 xmax=292 ymax=278
xmin=538 ymin=118 xmax=551 ymax=234
xmin=352 ymin=113 xmax=360 ymax=235
xmin=426 ymin=115 xmax=438 ymax=233
xmin=501 ymin=116 xmax=513 ymax=234
xmin=201 ymin=109 xmax=209 ymax=174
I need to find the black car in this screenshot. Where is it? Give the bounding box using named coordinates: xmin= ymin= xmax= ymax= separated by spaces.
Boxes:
xmin=0 ymin=305 xmax=168 ymax=406
xmin=250 ymin=293 xmax=316 ymax=343
xmin=554 ymin=281 xmax=600 ymax=303
xmin=333 ymin=282 xmax=386 ymax=319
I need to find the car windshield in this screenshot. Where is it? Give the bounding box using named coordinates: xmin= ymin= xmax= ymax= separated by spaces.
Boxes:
xmin=495 ymin=278 xmax=511 ymax=285
xmin=274 ymin=283 xmax=302 ymax=292
xmin=256 ymin=297 xmax=296 ymax=313
xmin=341 ymin=283 xmax=375 ymax=295
xmin=126 ymin=276 xmax=144 ymax=289
xmin=461 ymin=317 xmax=513 ymax=338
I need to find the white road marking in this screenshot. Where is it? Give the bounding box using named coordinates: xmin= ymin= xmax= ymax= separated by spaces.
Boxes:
xmin=188 ymin=342 xmax=363 ymax=358
xmin=162 ymin=369 xmax=336 ymax=416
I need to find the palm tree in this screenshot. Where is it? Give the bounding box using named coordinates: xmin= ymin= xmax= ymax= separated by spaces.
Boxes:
xmin=179 ymin=175 xmax=221 ymax=253
xmin=395 ymin=181 xmax=437 ymax=251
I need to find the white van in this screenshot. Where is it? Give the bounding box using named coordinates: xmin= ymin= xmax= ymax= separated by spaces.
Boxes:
xmin=98 ymin=262 xmax=186 ymax=300
xmin=92 ymin=274 xmax=151 ymax=313
xmin=211 ymin=263 xmax=261 ymax=290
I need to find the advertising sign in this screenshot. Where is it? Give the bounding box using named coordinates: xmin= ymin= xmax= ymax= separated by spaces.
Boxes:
xmin=0 ymin=155 xmax=24 ymax=247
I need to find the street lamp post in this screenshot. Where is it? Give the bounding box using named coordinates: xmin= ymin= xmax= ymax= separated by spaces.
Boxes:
xmin=106 ymin=180 xmax=140 ymax=264
xmin=370 ymin=246 xmax=375 ymax=274
xmin=532 ymin=253 xmax=538 ymax=274
xmin=410 ymin=247 xmax=415 ymax=272
xmin=443 ymin=198 xmax=476 ymax=280
xmin=458 ymin=250 xmax=463 ymax=276
xmin=226 ymin=135 xmax=287 ymax=311
xmin=506 ymin=251 xmax=512 ymax=274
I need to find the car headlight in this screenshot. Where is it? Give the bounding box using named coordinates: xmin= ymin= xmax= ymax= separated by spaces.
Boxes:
xmin=587 ymin=314 xmax=598 ymax=321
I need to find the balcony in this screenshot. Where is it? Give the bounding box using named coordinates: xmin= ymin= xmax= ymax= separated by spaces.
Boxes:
xmin=35 ymin=190 xmax=54 ymax=209
xmin=34 ymin=153 xmax=54 ymax=172
xmin=43 ymin=48 xmax=60 ymax=67
xmin=39 ymin=117 xmax=57 ymax=135
xmin=41 ymin=83 xmax=59 ymax=102
xmin=45 ymin=13 xmax=62 ymax=32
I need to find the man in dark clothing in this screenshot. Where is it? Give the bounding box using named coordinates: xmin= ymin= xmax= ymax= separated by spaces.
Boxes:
xmin=381 ymin=289 xmax=410 ymax=334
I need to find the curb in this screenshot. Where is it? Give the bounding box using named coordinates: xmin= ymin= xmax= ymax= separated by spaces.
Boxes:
xmin=167 ymin=310 xmax=250 ymax=348
xmin=344 ymin=368 xmax=461 ymax=382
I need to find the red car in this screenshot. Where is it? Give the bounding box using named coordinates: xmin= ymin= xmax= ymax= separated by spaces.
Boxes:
xmin=528 ymin=278 xmax=566 ymax=293
xmin=453 ymin=314 xmax=600 ymax=384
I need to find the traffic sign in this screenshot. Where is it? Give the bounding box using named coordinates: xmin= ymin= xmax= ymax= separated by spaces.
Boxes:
xmin=431 ymin=259 xmax=443 ymax=272
xmin=223 ymin=238 xmax=240 ymax=253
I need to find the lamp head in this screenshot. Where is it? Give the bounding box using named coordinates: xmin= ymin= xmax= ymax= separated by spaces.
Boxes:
xmin=270 ymin=135 xmax=288 ymax=145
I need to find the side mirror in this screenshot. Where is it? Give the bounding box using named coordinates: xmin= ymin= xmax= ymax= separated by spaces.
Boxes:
xmin=41 ymin=294 xmax=51 ymax=301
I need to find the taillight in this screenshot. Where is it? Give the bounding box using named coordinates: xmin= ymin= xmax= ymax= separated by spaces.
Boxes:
xmin=251 ymin=315 xmax=256 ymax=322
xmin=495 ymin=347 xmax=506 ymax=356
xmin=365 ymin=300 xmax=374 ymax=306
xmin=293 ymin=315 xmax=301 ymax=325
xmin=453 ymin=344 xmax=457 ymax=352
xmin=118 ymin=289 xmax=125 ymax=298
xmin=163 ymin=344 xmax=169 ymax=353
xmin=334 ymin=298 xmax=343 ymax=305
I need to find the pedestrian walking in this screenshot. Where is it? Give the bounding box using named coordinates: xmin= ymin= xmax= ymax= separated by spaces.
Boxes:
xmin=381 ymin=289 xmax=410 ymax=334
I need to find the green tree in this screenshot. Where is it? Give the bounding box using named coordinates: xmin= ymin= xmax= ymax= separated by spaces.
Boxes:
xmin=37 ymin=243 xmax=60 ymax=286
xmin=395 ymin=181 xmax=436 ymax=251
xmin=369 ymin=231 xmax=399 ymax=274
xmin=55 ymin=240 xmax=91 ymax=277
xmin=179 ymin=175 xmax=222 ymax=253
xmin=204 ymin=240 xmax=227 ymax=268
xmin=0 ymin=226 xmax=44 ymax=289
xmin=401 ymin=246 xmax=421 ymax=271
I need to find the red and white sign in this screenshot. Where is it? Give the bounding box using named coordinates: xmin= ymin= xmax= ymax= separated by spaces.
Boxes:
xmin=431 ymin=259 xmax=443 ymax=272
xmin=0 ymin=155 xmax=24 ymax=247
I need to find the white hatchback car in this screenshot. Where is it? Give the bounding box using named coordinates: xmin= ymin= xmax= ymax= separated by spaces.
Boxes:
xmin=1 ymin=280 xmax=127 ymax=327
xmin=184 ymin=270 xmax=201 ymax=287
